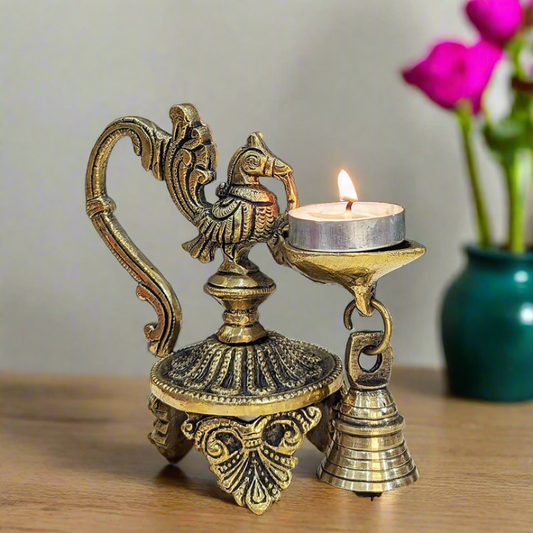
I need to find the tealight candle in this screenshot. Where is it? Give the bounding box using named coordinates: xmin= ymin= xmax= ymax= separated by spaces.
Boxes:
xmin=288 ymin=170 xmax=405 ymax=252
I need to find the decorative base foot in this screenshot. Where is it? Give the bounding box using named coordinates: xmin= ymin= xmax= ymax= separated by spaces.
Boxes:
xmin=182 ymin=406 xmax=321 ymax=515
xmin=306 ymin=389 xmax=344 ymax=453
xmin=318 ymin=387 xmax=419 ymax=493
xmin=147 ymin=394 xmax=193 ymax=464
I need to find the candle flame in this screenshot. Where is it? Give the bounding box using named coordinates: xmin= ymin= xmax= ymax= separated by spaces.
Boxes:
xmin=338 ymin=169 xmax=358 ymax=202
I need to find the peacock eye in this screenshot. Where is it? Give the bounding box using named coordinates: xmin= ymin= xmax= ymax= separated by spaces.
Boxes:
xmin=247 ymin=155 xmax=259 ymax=167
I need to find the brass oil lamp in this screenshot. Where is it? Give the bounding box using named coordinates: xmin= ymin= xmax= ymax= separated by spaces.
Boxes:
xmin=85 ymin=104 xmax=424 ymax=514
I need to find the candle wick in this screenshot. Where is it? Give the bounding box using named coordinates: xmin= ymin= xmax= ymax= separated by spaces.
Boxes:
xmin=345 ymin=201 xmax=354 ymax=213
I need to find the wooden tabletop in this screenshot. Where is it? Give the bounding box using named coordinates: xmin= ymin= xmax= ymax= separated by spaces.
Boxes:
xmin=1 ymin=369 xmax=532 ymax=533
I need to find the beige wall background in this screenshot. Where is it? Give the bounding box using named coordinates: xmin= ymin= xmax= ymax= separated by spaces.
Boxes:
xmin=1 ymin=0 xmax=519 ymax=375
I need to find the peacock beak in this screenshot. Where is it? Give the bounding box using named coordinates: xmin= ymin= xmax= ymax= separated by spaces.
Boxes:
xmin=263 ymin=156 xmax=298 ymax=211
xmin=273 ymin=158 xmax=293 ymax=180
xmin=264 ymin=156 xmax=293 ymax=179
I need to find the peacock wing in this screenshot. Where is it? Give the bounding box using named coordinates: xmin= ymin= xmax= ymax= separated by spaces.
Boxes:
xmin=209 ymin=197 xmax=254 ymax=245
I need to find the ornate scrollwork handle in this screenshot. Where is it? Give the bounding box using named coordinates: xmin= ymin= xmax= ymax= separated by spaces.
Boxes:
xmin=85 ymin=116 xmax=181 ymax=357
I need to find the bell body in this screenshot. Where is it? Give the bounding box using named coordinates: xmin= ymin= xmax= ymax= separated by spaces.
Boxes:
xmin=318 ymin=387 xmax=419 ymax=493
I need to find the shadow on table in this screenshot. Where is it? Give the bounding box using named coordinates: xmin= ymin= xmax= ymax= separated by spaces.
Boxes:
xmin=155 ymin=464 xmax=235 ymax=505
xmin=1 ymin=377 xmax=238 ymax=507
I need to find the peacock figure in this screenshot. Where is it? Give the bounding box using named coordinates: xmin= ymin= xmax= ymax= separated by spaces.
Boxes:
xmin=163 ymin=104 xmax=298 ymax=265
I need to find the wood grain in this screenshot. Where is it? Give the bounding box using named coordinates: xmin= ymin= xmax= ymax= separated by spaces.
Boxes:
xmin=1 ymin=369 xmax=532 ymax=532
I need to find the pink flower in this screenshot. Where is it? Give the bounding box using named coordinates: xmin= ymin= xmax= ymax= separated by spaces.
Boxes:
xmin=402 ymin=40 xmax=503 ymax=114
xmin=466 ymin=0 xmax=522 ymax=45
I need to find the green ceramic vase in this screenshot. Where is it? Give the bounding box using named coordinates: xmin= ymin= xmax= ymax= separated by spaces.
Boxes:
xmin=441 ymin=246 xmax=533 ymax=402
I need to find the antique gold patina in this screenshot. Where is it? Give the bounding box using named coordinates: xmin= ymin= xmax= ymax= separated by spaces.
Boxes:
xmin=85 ymin=104 xmax=342 ymax=514
xmin=183 ymin=406 xmax=321 ymax=515
xmin=281 ymin=240 xmax=425 ymax=317
xmin=150 ymin=333 xmax=342 ymax=416
xmin=318 ymin=331 xmax=420 ymax=493
xmin=86 ymin=103 xmax=424 ymax=513
xmin=280 ymin=241 xmax=425 ymax=496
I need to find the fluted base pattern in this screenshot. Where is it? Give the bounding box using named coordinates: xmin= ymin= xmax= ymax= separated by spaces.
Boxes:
xmin=318 ymin=387 xmax=419 ymax=493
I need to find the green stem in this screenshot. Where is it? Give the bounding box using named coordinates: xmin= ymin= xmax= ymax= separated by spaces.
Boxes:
xmin=457 ymin=104 xmax=493 ymax=248
xmin=510 ymin=36 xmax=526 ymax=79
xmin=505 ymin=151 xmax=530 ymax=253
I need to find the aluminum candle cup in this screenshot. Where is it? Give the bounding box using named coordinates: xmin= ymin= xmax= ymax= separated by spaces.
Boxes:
xmin=288 ymin=202 xmax=405 ymax=252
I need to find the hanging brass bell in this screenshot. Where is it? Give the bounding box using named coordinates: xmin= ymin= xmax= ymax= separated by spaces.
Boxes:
xmin=318 ymin=330 xmax=419 ymax=494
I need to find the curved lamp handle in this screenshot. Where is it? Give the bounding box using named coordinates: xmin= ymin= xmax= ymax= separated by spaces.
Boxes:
xmin=86 ymin=116 xmax=181 ymax=357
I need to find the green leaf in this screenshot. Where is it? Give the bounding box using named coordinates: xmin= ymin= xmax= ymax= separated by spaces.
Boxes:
xmin=483 ymin=118 xmax=528 ymax=163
